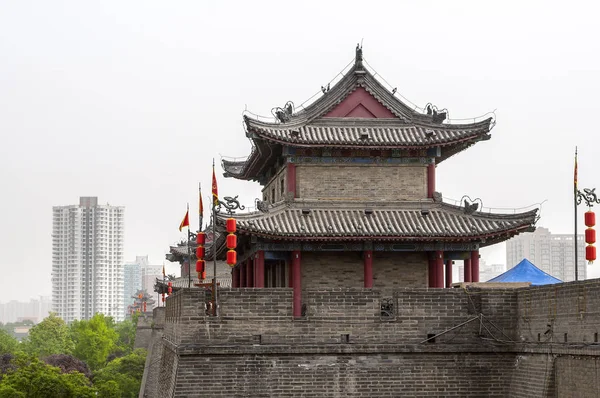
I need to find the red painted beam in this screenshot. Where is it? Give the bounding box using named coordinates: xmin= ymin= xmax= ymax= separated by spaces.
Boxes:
xmin=239 ymin=262 xmax=246 ymax=288
xmin=292 ymin=250 xmax=302 ymax=318
xmin=232 ymin=267 xmax=240 ymax=288
xmin=445 ymin=260 xmax=453 ymax=288
xmin=471 ymin=251 xmax=480 ymax=283
xmin=464 ymin=259 xmax=472 ymax=283
xmin=364 ymin=250 xmax=373 ymax=288
xmin=435 ymin=251 xmax=444 ymax=288
xmin=246 ymin=258 xmax=253 ymax=288
xmin=255 ymin=250 xmax=265 ymax=288
xmin=427 ymin=163 xmax=436 ymax=199
xmin=286 ymin=164 xmax=296 ymax=198
xmin=428 ymin=258 xmax=436 ymax=288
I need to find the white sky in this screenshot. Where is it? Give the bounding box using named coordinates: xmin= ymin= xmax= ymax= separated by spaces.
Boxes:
xmin=1 ymin=1 xmax=599 ymax=302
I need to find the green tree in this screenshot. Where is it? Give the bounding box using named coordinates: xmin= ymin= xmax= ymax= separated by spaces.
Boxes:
xmin=70 ymin=314 xmax=118 ymax=371
xmin=94 ymin=349 xmax=146 ymax=398
xmin=0 ymin=384 xmax=25 ymax=398
xmin=21 ymin=313 xmax=73 ymax=358
xmin=112 ymin=314 xmax=138 ymax=356
xmin=0 ymin=331 xmax=18 ymax=355
xmin=0 ymin=354 xmax=95 ymax=398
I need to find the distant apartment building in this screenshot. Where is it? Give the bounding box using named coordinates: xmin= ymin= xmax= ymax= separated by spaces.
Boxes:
xmin=51 ymin=197 xmax=124 ymax=322
xmin=0 ymin=296 xmax=52 ymax=324
xmin=506 ymin=227 xmax=586 ymax=282
xmin=123 ymin=255 xmax=162 ymax=313
xmin=123 ymin=262 xmax=142 ymax=315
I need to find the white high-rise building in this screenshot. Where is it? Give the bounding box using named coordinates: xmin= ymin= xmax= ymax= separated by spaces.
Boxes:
xmin=51 ymin=197 xmax=124 ymax=322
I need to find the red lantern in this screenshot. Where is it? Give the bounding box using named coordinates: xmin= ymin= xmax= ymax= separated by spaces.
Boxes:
xmin=168 ymin=281 xmax=173 ymax=287
xmin=226 ymin=218 xmax=237 ymax=233
xmin=196 ymin=259 xmax=205 ymax=273
xmin=168 ymin=286 xmax=173 ymax=294
xmin=143 ymin=302 xmax=147 ymax=312
xmin=586 ymin=228 xmax=596 ymax=244
xmin=201 ymin=271 xmax=206 ymax=280
xmin=227 ymin=249 xmax=237 ymax=266
xmin=585 ymin=211 xmax=596 ymax=227
xmin=227 ymin=234 xmax=237 ymax=249
xmin=196 ymin=232 xmax=206 ymax=245
xmin=586 ymin=245 xmax=596 ymax=263
xmin=196 ymin=246 xmax=205 ymax=259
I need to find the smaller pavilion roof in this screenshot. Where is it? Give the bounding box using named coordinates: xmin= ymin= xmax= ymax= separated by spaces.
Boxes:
xmin=487 ymin=259 xmax=562 ymax=286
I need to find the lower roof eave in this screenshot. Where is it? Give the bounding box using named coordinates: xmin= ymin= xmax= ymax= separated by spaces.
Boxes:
xmin=235 ymin=225 xmax=535 ymax=245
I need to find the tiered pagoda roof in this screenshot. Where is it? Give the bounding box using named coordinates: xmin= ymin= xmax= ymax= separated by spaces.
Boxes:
xmin=215 ymin=201 xmax=537 ymax=248
xmin=223 ymin=47 xmax=494 ymax=182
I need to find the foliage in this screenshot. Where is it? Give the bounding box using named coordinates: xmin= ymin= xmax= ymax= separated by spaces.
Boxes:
xmin=94 ymin=349 xmax=147 ymax=398
xmin=0 ymin=355 xmax=15 ymax=379
xmin=21 ymin=313 xmax=73 ymax=358
xmin=111 ymin=313 xmax=138 ymax=358
xmin=44 ymin=354 xmax=92 ymax=380
xmin=1 ymin=313 xmax=147 ymax=396
xmin=0 ymin=354 xmax=95 ymax=398
xmin=0 ymin=332 xmax=18 ymax=356
xmin=70 ymin=314 xmax=118 ymax=371
xmin=0 ymin=384 xmax=25 ymax=398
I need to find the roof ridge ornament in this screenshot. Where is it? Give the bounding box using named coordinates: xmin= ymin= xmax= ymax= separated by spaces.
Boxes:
xmin=272 ymin=101 xmax=295 ymax=124
xmin=355 ymin=43 xmax=364 ymax=70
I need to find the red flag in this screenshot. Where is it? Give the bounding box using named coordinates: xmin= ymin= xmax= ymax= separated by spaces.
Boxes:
xmin=179 ymin=210 xmax=189 ymax=232
xmin=574 ymin=149 xmax=578 ymax=194
xmin=212 ymin=165 xmax=219 ymax=206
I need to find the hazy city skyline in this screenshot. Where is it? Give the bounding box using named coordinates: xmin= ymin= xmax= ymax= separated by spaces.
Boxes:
xmin=2 ymin=1 xmax=600 ymax=302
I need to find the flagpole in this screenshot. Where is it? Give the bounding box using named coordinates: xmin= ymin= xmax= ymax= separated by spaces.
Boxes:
xmin=213 ymin=158 xmax=218 ymax=317
xmin=574 ymin=147 xmax=579 ymax=281
xmin=187 ymin=203 xmax=192 ymax=289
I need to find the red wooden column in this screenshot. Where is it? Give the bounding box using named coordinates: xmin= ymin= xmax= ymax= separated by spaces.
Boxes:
xmin=254 ymin=250 xmax=265 ymax=288
xmin=287 ymin=163 xmax=297 ymax=198
xmin=246 ymin=258 xmax=253 ymax=288
xmin=471 ymin=250 xmax=480 ymax=283
xmin=239 ymin=261 xmax=246 ymax=288
xmin=427 ymin=163 xmax=436 ymax=198
xmin=428 ymin=257 xmax=436 ymax=288
xmin=232 ymin=266 xmax=240 ymax=288
xmin=445 ymin=260 xmax=453 ymax=288
xmin=464 ymin=258 xmax=472 ymax=283
xmin=435 ymin=251 xmax=444 ymax=288
xmin=291 ymin=250 xmax=302 ymax=318
xmin=364 ymin=250 xmax=373 ymax=288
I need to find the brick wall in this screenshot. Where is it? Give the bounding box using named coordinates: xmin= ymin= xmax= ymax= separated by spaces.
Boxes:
xmin=295 ymin=164 xmax=427 ymax=201
xmin=160 ymin=287 xmax=518 ymax=346
xmin=139 ymin=307 xmax=165 ymax=398
xmin=172 ymin=352 xmax=515 ymax=397
xmin=515 ymin=279 xmax=600 ymax=344
xmin=147 ymin=280 xmax=600 ymax=397
xmin=555 ymin=356 xmax=600 ymax=397
xmin=301 ymin=251 xmax=428 ymax=291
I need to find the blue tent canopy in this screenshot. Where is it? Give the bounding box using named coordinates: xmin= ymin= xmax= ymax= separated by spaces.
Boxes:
xmin=486 ymin=258 xmax=562 ymax=286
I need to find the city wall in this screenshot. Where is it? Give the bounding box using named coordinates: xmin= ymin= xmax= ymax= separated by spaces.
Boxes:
xmin=148 ymin=279 xmax=600 ymax=397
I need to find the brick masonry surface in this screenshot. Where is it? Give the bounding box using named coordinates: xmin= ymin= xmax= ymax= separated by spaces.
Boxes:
xmin=147 ymin=279 xmax=600 ymax=397
xmin=295 ymin=164 xmax=427 ymax=201
xmin=301 ymin=251 xmax=427 ymax=292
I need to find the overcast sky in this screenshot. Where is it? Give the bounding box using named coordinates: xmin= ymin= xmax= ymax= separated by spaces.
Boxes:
xmin=1 ymin=1 xmax=599 ymax=302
